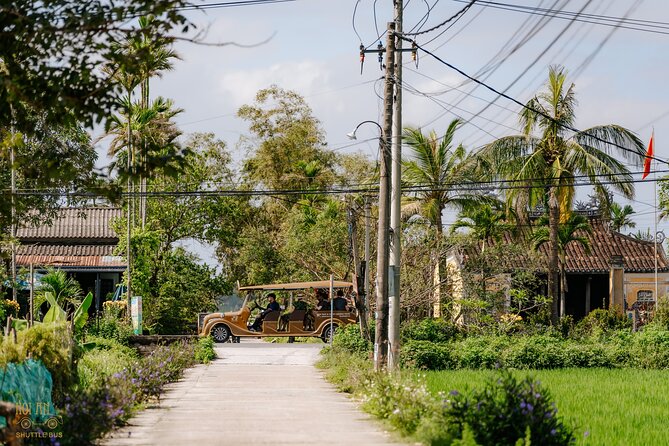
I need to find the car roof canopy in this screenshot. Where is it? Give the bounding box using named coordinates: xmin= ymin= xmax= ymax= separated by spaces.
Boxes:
xmin=238 ymin=280 xmax=354 ymax=291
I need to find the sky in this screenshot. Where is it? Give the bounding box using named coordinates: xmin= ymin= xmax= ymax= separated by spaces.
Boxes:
xmin=95 ymin=0 xmax=669 ymax=265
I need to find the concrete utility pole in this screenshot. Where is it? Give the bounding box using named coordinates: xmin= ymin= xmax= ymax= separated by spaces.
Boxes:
xmin=374 ymin=21 xmax=395 ymax=372
xmin=364 ymin=197 xmax=371 ymax=307
xmin=126 ymin=101 xmax=133 ymax=320
xmin=388 ymin=0 xmax=403 ymax=370
xmin=10 ymin=137 xmax=16 ymax=302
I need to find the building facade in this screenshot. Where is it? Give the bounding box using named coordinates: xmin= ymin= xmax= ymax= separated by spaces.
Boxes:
xmin=16 ymin=207 xmax=125 ymax=312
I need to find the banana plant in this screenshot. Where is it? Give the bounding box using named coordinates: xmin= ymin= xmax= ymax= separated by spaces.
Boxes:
xmin=42 ymin=291 xmax=92 ymax=333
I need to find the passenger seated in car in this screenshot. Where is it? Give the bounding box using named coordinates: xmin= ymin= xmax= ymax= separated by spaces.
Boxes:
xmin=278 ymin=298 xmax=294 ymax=331
xmin=315 ymin=289 xmax=330 ymax=310
xmin=333 ymin=290 xmax=348 ymax=311
xmin=250 ymin=293 xmax=280 ymax=331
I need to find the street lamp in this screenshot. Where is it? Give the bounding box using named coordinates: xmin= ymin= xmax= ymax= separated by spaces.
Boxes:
xmin=347 ymin=120 xmax=383 ymax=141
xmin=347 ymin=119 xmax=390 ymax=371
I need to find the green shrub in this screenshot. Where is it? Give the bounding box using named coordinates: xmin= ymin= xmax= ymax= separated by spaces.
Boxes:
xmin=0 ymin=322 xmax=73 ymax=402
xmin=503 ymin=335 xmax=567 ymax=369
xmin=316 ymin=346 xmax=373 ymax=394
xmin=628 ymin=325 xmax=669 ymax=368
xmin=444 ymin=371 xmax=575 ymax=446
xmin=361 ymin=371 xmax=435 ymax=436
xmin=332 ymin=324 xmax=370 ymax=356
xmin=86 ymin=314 xmax=133 ymax=345
xmin=573 ymin=308 xmax=631 ymax=339
xmin=195 ymin=336 xmax=216 ymax=363
xmin=453 ymin=336 xmax=511 ymax=369
xmin=77 ymin=337 xmax=137 ymax=389
xmin=401 ymin=318 xmax=460 ymax=343
xmin=653 ymin=295 xmax=669 ymax=330
xmin=402 ymin=340 xmax=453 ymax=370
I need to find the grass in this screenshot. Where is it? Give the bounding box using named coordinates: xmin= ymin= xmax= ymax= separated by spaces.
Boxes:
xmin=421 ymin=368 xmax=669 ymax=446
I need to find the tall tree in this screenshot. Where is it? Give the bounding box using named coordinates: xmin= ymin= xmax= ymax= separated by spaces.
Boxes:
xmin=531 ymin=213 xmax=592 ymax=317
xmin=0 ymin=1 xmax=191 ymax=133
xmin=479 ymin=66 xmax=644 ymax=323
xmin=238 ymin=86 xmax=335 ymax=194
xmin=402 ymin=119 xmax=483 ymax=317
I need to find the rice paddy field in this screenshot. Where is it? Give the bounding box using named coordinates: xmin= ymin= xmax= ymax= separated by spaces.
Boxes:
xmin=421 ymin=368 xmax=669 ymax=446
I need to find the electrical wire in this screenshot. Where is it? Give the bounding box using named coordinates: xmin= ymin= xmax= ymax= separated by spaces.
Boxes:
xmin=401 ymin=0 xmax=478 ymax=37
xmin=455 ymin=0 xmax=669 ymax=35
xmin=398 ymin=37 xmax=667 ymax=166
xmin=465 ymin=0 xmax=593 ymax=123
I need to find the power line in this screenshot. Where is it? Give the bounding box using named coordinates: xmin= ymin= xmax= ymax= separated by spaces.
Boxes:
xmin=401 ymin=0 xmax=478 ymax=36
xmin=400 ymin=38 xmax=666 ymax=166
xmin=7 ymin=168 xmax=668 ymax=198
xmin=457 ymin=0 xmax=669 ymax=35
xmin=179 ymin=0 xmax=297 ymax=11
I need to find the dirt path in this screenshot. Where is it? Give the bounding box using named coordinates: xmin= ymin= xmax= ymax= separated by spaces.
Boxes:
xmin=100 ymin=340 xmax=403 ymax=445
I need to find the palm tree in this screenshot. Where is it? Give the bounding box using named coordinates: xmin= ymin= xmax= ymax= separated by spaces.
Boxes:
xmin=452 ymin=202 xmax=514 ymax=253
xmin=402 ymin=119 xmax=484 ymax=317
xmin=531 ymin=213 xmax=592 ymax=317
xmin=102 ymin=96 xmax=183 ymax=177
xmin=609 ymin=202 xmax=636 ymax=232
xmin=479 ymin=66 xmax=645 ymax=323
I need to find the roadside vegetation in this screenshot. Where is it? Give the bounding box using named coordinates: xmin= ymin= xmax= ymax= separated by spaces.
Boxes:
xmin=318 ymin=310 xmax=669 ymax=446
xmin=0 ymin=294 xmax=216 ymax=445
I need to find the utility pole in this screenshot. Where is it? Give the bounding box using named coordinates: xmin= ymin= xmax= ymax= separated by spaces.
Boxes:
xmin=364 ymin=197 xmax=371 ymax=308
xmin=126 ymin=99 xmax=133 ymax=321
xmin=10 ymin=136 xmax=16 ymax=302
xmin=388 ymin=0 xmax=403 ymax=370
xmin=374 ymin=21 xmax=395 ymax=372
xmin=349 ymin=201 xmax=370 ymax=341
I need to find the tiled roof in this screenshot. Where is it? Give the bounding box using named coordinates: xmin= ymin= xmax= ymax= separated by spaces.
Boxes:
xmin=463 ymin=220 xmax=669 ymax=274
xmin=16 ymin=244 xmax=126 ymax=269
xmin=17 ymin=207 xmax=122 ymax=242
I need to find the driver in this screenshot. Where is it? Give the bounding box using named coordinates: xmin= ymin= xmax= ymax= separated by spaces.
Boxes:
xmin=249 ymin=293 xmax=281 ymax=331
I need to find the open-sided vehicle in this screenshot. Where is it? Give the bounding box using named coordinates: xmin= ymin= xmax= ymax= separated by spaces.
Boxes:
xmin=198 ymin=280 xmax=357 ymax=343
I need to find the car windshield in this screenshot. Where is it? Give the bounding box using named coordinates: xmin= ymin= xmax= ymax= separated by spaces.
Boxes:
xmin=214 ymin=294 xmax=244 ymax=312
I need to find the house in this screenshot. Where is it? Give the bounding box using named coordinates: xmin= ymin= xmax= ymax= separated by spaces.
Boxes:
xmin=447 ymin=217 xmax=669 ymax=320
xmin=15 ymin=207 xmax=126 ymax=311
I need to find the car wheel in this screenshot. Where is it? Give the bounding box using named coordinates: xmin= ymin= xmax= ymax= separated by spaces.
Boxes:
xmin=211 ymin=324 xmax=231 ymax=343
xmin=321 ymin=324 xmax=337 ymax=343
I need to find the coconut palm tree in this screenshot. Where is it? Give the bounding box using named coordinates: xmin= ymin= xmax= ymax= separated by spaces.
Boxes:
xmin=479 ymin=66 xmax=645 ymax=323
xmin=609 ymin=202 xmax=636 ymax=232
xmin=402 ymin=119 xmax=485 ymax=317
xmin=531 ymin=213 xmax=592 ymax=317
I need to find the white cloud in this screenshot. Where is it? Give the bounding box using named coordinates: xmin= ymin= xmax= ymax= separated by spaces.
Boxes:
xmin=218 ymin=61 xmax=333 ymax=108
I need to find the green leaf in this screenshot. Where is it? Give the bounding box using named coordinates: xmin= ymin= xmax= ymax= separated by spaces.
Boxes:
xmin=11 ymin=319 xmax=29 ymax=331
xmin=74 ymin=292 xmax=93 ymax=332
xmin=43 ymin=291 xmax=66 ymax=324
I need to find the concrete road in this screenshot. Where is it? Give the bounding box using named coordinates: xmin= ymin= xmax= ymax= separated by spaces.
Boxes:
xmin=100 ymin=340 xmax=403 ymax=445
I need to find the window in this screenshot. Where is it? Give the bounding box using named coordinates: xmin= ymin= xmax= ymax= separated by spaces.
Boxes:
xmin=637 ymin=290 xmax=654 ymax=303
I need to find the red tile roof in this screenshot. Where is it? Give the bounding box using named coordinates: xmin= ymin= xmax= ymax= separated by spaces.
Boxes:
xmin=463 ymin=220 xmax=669 ymax=273
xmin=16 ymin=244 xmax=125 ymax=269
xmin=17 ymin=207 xmax=122 ymax=242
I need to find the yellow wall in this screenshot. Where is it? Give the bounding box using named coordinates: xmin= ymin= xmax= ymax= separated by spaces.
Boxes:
xmin=624 ymin=272 xmax=669 ymax=306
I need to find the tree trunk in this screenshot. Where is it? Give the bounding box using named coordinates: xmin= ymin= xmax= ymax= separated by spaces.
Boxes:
xmin=548 ymin=187 xmax=560 ymax=324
